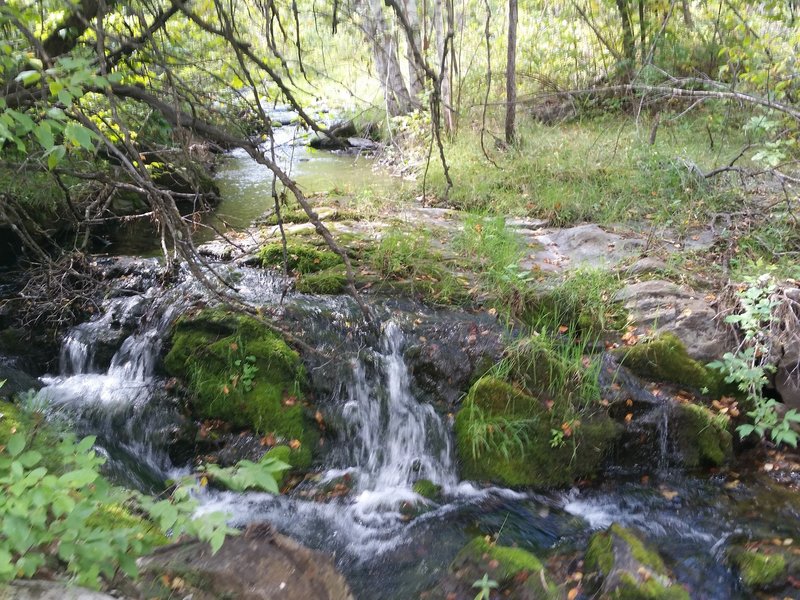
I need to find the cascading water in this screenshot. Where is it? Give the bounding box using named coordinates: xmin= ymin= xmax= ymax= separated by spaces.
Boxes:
xmin=341 ymin=321 xmax=456 ymax=494
xmin=36 ymin=291 xmax=188 ymax=490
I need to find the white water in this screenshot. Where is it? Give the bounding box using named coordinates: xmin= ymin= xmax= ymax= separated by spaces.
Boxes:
xmin=37 ymin=291 xmax=188 ymax=488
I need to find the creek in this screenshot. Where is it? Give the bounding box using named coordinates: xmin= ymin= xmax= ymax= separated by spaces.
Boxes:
xmin=25 ymin=132 xmax=800 ymax=599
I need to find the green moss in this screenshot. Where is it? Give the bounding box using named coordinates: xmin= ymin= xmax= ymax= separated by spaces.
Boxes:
xmin=412 ymin=479 xmax=442 ymax=500
xmin=259 ymin=242 xmax=342 ymax=274
xmin=615 ymin=572 xmax=690 ymax=600
xmin=455 ymin=537 xmax=543 ymax=581
xmin=674 ymin=403 xmax=732 ymax=468
xmin=264 ymin=444 xmax=309 ymax=478
xmin=731 ymin=548 xmax=787 ymax=590
xmin=295 ymin=268 xmax=348 ymax=294
xmin=617 ymin=333 xmax=723 ymax=394
xmin=164 ymin=309 xmax=315 ymax=467
xmin=586 ymin=525 xmax=689 ymax=600
xmin=455 ymin=377 xmax=620 ymax=487
xmin=87 ymin=503 xmax=169 ymax=548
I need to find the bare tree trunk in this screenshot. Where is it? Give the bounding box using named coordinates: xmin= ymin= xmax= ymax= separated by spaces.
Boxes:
xmin=505 ymin=0 xmax=517 ymax=144
xmin=434 ymin=0 xmax=454 ymax=132
xmin=681 ymin=0 xmax=694 ymax=29
xmin=362 ymin=0 xmax=413 ymax=116
xmin=638 ymin=0 xmax=646 ymax=64
xmin=615 ymin=0 xmax=635 ymax=77
xmin=403 ymin=0 xmax=424 ymax=99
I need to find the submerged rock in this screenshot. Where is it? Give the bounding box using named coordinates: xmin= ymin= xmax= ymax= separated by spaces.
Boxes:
xmin=728 ymin=546 xmax=788 ymax=592
xmin=422 ymin=536 xmax=559 ymax=599
xmin=137 ymin=525 xmax=354 ymax=600
xmin=454 ymin=377 xmax=620 ymax=487
xmin=584 ymin=524 xmax=690 ymax=599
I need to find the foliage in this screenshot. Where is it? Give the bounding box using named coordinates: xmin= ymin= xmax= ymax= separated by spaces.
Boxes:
xmin=0 ymin=430 xmax=237 ymax=589
xmin=472 ymin=573 xmax=499 ymax=600
xmin=200 ymin=453 xmax=290 ymax=494
xmin=708 ymin=275 xmax=800 ymax=447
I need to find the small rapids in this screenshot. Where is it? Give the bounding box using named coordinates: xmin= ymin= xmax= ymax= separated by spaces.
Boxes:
xmin=28 ymin=271 xmax=798 ymax=599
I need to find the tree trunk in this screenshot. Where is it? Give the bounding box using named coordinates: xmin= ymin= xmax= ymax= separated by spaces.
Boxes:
xmin=681 ymin=0 xmax=694 ymax=29
xmin=638 ymin=0 xmax=646 ymax=64
xmin=362 ymin=0 xmax=413 ymax=116
xmin=403 ymin=0 xmax=424 ymax=99
xmin=434 ymin=0 xmax=454 ymax=132
xmin=615 ymin=0 xmax=635 ymax=77
xmin=505 ymin=0 xmax=518 ymax=144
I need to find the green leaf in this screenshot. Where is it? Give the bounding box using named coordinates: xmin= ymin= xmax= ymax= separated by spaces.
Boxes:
xmin=34 ymin=122 xmax=54 ymax=150
xmin=6 ymin=433 xmax=25 ymax=457
xmin=14 ymin=70 xmax=41 ymax=86
xmin=47 ymin=144 xmax=66 ymax=170
xmin=58 ymin=468 xmax=99 ymax=487
xmin=64 ymin=123 xmax=95 ymax=150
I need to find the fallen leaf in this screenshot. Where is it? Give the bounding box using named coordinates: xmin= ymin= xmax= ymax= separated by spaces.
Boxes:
xmin=558 ymin=325 xmax=569 ymax=334
xmin=624 ymin=413 xmax=633 ymax=423
xmin=289 ymin=439 xmax=302 ymax=450
xmin=567 ymin=588 xmax=579 ymax=600
xmin=661 ymin=489 xmax=678 ymax=501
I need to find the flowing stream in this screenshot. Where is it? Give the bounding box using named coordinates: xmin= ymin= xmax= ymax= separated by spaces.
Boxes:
xmin=26 ymin=142 xmax=800 ymax=599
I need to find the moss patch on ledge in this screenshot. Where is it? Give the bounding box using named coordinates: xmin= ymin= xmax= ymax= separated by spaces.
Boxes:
xmin=616 ymin=333 xmax=723 ymax=394
xmin=163 ymin=309 xmax=315 ymax=468
xmin=259 ymin=242 xmax=342 ymax=274
xmin=673 ymin=403 xmax=732 ymax=468
xmin=454 ymin=377 xmax=620 ymax=487
xmin=295 ymin=267 xmax=348 ymax=295
xmin=729 ymin=547 xmax=787 ymax=590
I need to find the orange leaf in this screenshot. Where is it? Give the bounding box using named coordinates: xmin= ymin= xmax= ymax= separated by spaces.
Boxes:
xmin=624 ymin=413 xmax=633 ymax=423
xmin=289 ymin=439 xmax=302 ymax=450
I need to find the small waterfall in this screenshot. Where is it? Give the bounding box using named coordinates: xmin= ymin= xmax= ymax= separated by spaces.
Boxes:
xmin=657 ymin=400 xmax=671 ymax=472
xmin=37 ymin=292 xmax=187 ymax=490
xmin=342 ymin=321 xmax=456 ymax=493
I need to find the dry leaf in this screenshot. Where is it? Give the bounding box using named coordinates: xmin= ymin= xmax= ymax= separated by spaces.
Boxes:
xmin=289 ymin=439 xmax=302 ymax=450
xmin=567 ymin=588 xmax=579 ymax=600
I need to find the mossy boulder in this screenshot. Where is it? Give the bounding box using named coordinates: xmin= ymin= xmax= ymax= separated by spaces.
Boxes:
xmin=672 ymin=403 xmax=732 ymax=468
xmin=412 ymin=479 xmax=442 ymax=501
xmin=617 ymin=333 xmax=724 ymax=394
xmin=259 ymin=242 xmax=342 ymax=274
xmin=454 ymin=377 xmax=620 ymax=487
xmin=295 ymin=268 xmax=348 ymax=295
xmin=728 ymin=546 xmax=789 ymax=592
xmin=163 ymin=309 xmax=315 ymax=468
xmin=423 ymin=536 xmax=559 ymax=599
xmin=585 ymin=524 xmax=690 ymax=599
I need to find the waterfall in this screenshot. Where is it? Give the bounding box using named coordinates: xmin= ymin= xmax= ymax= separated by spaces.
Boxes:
xmin=37 ymin=292 xmax=187 ymax=490
xmin=342 ymin=321 xmax=456 ymax=493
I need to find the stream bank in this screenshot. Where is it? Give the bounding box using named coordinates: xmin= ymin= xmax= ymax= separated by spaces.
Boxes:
xmin=2 ymin=130 xmax=800 ymax=600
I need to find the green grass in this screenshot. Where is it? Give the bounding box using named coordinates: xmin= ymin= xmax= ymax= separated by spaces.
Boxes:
xmin=426 ymin=113 xmax=749 ymax=229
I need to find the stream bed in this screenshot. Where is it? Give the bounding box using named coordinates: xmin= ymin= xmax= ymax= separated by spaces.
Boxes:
xmin=19 ymin=135 xmax=800 ymax=599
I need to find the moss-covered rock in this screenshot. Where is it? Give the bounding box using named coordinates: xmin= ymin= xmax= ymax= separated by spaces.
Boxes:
xmin=163 ymin=309 xmax=315 ymax=468
xmin=729 ymin=547 xmax=787 ymax=591
xmin=412 ymin=479 xmax=442 ymax=501
xmin=616 ymin=333 xmax=723 ymax=394
xmin=585 ymin=524 xmax=689 ymax=600
xmin=295 ymin=268 xmax=348 ymax=295
xmin=673 ymin=403 xmax=732 ymax=468
xmin=441 ymin=536 xmax=559 ymax=599
xmin=259 ymin=242 xmax=342 ymax=274
xmin=454 ymin=377 xmax=620 ymax=487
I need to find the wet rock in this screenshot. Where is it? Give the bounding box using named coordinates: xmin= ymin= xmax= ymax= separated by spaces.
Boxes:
xmin=412 ymin=478 xmax=443 ymax=501
xmin=0 ymin=581 xmax=117 ymax=599
xmin=422 ymin=536 xmax=559 ymax=600
xmin=0 ymin=360 xmax=41 ymax=399
xmin=615 ymin=280 xmax=730 ymax=362
xmin=137 ymin=526 xmax=354 ymax=600
xmin=584 ymin=524 xmax=690 ymax=599
xmin=309 ymin=135 xmax=380 ymax=152
xmin=404 ymin=314 xmax=505 ymax=408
